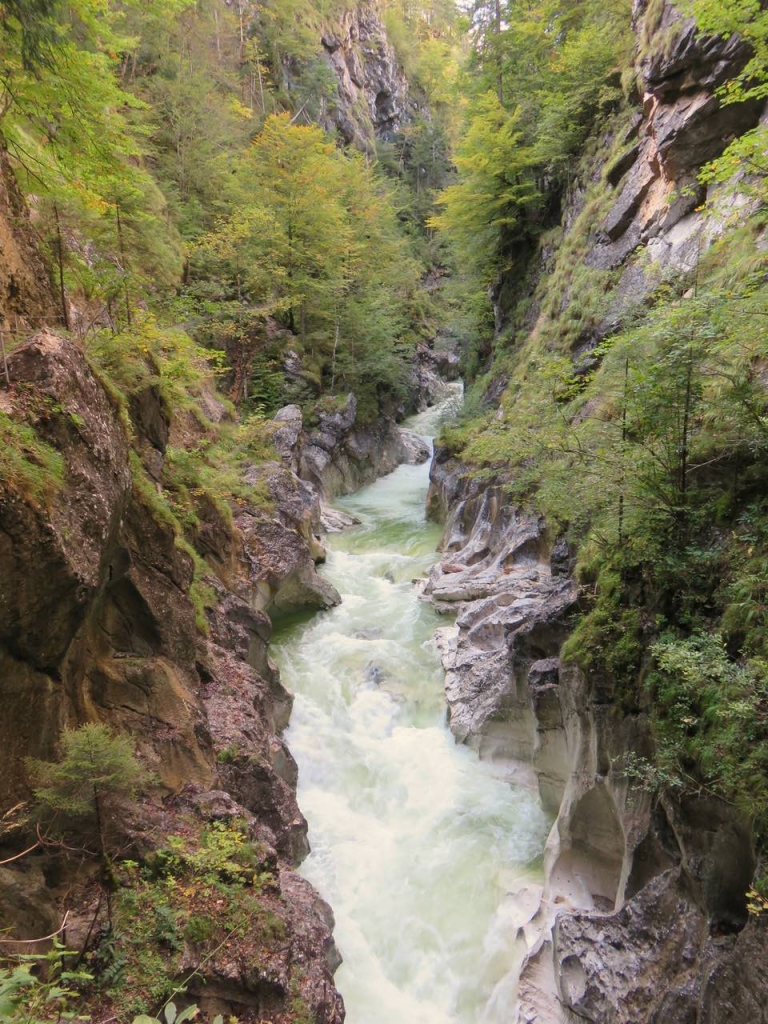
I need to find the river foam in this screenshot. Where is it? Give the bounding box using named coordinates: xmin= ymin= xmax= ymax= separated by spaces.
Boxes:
xmin=272 ymin=390 xmax=551 ymax=1022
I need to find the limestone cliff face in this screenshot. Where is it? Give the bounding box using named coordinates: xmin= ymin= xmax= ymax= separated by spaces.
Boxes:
xmin=426 ymin=5 xmax=768 ymax=1022
xmin=271 ymin=393 xmax=429 ymax=503
xmin=317 ymin=3 xmax=412 ymax=151
xmin=0 ymin=331 xmax=344 ymax=1021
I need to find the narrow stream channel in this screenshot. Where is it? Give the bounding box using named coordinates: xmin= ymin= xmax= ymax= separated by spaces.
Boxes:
xmin=272 ymin=392 xmax=552 ymax=1023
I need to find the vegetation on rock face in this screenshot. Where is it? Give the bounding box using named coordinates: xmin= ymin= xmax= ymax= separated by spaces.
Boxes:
xmin=27 ymin=724 xmax=149 ymax=859
xmin=0 ymin=801 xmax=290 ymax=1022
xmin=0 ymin=4 xmax=463 ymax=1019
xmin=684 ymin=0 xmax=768 ymax=197
xmin=1 ymin=0 xmax=768 ymax=1013
xmin=429 ymin=0 xmax=768 ymax=882
xmin=0 ymin=414 xmax=65 ymax=506
xmin=431 ymin=0 xmax=633 ymax=284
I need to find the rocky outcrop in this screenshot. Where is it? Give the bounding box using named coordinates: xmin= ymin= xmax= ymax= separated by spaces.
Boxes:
xmin=555 ymin=868 xmax=768 ymax=1024
xmin=272 ymin=393 xmax=429 ymax=501
xmin=495 ymin=0 xmax=765 ymax=357
xmin=319 ymin=4 xmax=412 ymax=151
xmin=425 ymin=445 xmax=762 ymax=1022
xmin=592 ymin=0 xmax=761 ymax=282
xmin=424 ymin=450 xmax=578 ymax=771
xmin=410 ymin=342 xmax=461 ymax=413
xmin=0 ymin=145 xmax=59 ymax=330
xmin=0 ymin=332 xmax=344 ymax=1021
xmin=234 ymin=462 xmax=340 ymax=616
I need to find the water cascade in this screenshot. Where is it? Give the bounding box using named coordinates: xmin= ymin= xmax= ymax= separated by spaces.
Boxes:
xmin=272 ymin=389 xmax=551 ymax=1023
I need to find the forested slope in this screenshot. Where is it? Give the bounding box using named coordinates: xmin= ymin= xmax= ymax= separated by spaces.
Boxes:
xmin=1 ymin=0 xmax=767 ymax=1021
xmin=425 ymin=0 xmax=768 ymax=1019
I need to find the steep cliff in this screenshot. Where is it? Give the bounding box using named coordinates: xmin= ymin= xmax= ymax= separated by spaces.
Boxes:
xmin=0 ymin=328 xmax=345 ymax=1021
xmin=425 ymin=2 xmax=768 ymax=1020
xmin=0 ymin=144 xmax=59 ymax=332
xmin=318 ymin=4 xmax=413 ymax=151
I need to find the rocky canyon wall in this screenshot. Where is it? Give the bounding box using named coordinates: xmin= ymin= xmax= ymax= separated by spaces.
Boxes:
xmin=424 ymin=3 xmax=768 ymax=1021
xmin=0 ymin=326 xmax=349 ymax=1020
xmin=316 ymin=3 xmax=413 ymax=151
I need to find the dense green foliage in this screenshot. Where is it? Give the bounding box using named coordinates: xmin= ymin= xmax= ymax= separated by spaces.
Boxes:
xmin=193 ymin=112 xmax=421 ymax=407
xmin=0 ymin=943 xmax=92 ymax=1024
xmin=27 ymin=724 xmax=149 ymax=856
xmin=432 ymin=0 xmax=633 ymax=284
xmin=429 ymin=0 xmax=768 ymax=871
xmin=0 ymin=0 xmax=439 ymax=412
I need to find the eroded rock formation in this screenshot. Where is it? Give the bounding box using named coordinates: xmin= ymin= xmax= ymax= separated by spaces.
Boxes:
xmin=0 ymin=330 xmax=346 ymax=1020
xmin=318 ymin=4 xmax=412 ymax=151
xmin=271 ymin=393 xmax=429 ymax=502
xmin=423 ymin=3 xmax=768 ymax=1019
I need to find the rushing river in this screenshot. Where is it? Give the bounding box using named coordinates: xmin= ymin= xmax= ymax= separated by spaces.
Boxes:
xmin=272 ymin=391 xmax=552 ymax=1023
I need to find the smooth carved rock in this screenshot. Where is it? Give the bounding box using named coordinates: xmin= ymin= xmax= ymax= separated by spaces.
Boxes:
xmin=399 ymin=428 xmax=431 ymax=465
xmin=236 ymin=463 xmax=340 ymax=615
xmin=272 ymin=404 xmax=304 ymax=474
xmin=320 ymin=504 xmax=361 ymax=533
xmin=274 ymin=393 xmax=424 ymax=502
xmin=660 ymin=794 xmax=754 ymax=931
xmin=424 ymin=461 xmax=577 ymax=768
xmin=554 ymin=868 xmax=768 ymax=1024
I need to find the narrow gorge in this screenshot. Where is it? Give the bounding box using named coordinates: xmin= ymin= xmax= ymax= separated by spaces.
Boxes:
xmin=0 ymin=1 xmax=767 ymax=1023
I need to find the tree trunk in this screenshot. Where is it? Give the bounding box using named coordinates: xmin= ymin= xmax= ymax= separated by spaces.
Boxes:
xmin=115 ymin=202 xmax=132 ymax=328
xmin=618 ymin=357 xmax=629 ymax=543
xmin=494 ymin=0 xmax=503 ymax=105
xmin=53 ymin=203 xmax=70 ymax=330
xmin=0 ymin=324 xmax=9 ymax=386
xmin=331 ymin=312 xmax=340 ymax=390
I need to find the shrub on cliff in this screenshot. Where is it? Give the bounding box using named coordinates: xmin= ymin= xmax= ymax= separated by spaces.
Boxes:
xmin=26 ymin=723 xmax=149 ymax=860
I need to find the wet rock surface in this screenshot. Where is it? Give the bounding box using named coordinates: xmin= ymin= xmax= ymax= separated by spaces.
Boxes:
xmin=271 ymin=393 xmax=427 ymax=501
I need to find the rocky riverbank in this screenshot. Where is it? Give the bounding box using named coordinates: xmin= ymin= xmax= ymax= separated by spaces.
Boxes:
xmin=423 ymin=448 xmax=766 ymax=1023
xmin=416 ymin=1 xmax=768 ymax=1017
xmin=0 ymin=330 xmax=348 ymax=1020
